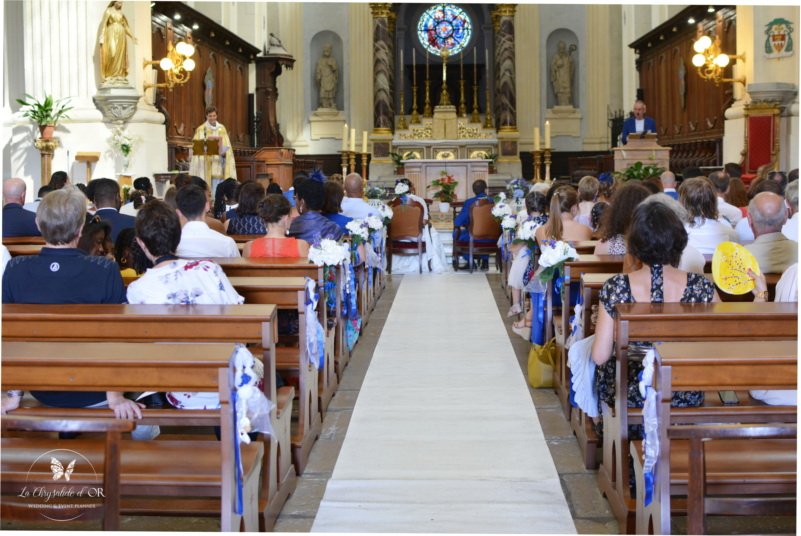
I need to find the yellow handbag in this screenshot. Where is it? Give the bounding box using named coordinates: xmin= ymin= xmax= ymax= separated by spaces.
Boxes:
xmin=527 ymin=338 xmax=557 ymax=389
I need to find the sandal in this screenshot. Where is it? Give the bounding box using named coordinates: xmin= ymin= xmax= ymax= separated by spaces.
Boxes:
xmin=512 ymin=324 xmax=531 ymax=340
xmin=512 ymin=319 xmax=531 ymax=329
xmin=507 ymin=303 xmax=522 ymax=317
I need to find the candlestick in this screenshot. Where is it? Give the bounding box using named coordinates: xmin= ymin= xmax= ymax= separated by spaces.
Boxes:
xmin=460 ymin=52 xmax=463 ymax=80
xmin=426 ymin=50 xmax=429 ymax=80
xmin=360 ymin=152 xmax=369 ymax=181
xmin=439 ymin=49 xmax=451 ymax=106
xmin=473 ymin=47 xmax=477 ymax=85
xmin=411 ymin=85 xmax=420 ymax=123
xmin=543 ymin=148 xmax=552 ymax=183
xmin=534 ymin=127 xmax=540 ymax=151
xmin=470 ymin=83 xmax=480 ymax=122
xmin=545 ymin=121 xmax=551 ymax=149
xmin=483 ymin=87 xmax=493 ymax=129
xmin=342 ymin=123 xmax=348 ymax=151
xmin=458 ymin=79 xmax=467 ymax=117
xmin=485 ymin=48 xmax=489 ymax=71
xmin=340 ymin=150 xmax=348 ymax=177
xmin=350 ymin=128 xmax=355 ymax=152
xmin=362 ymin=131 xmax=367 ymax=154
xmin=348 ymin=151 xmax=357 ymax=174
xmin=413 ymin=48 xmax=416 ymax=86
xmin=424 ymin=79 xmax=433 ymax=117
xmin=533 ymin=150 xmax=542 ymax=182
xmin=398 ymin=88 xmax=408 ymax=129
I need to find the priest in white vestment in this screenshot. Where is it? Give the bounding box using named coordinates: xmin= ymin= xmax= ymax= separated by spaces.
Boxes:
xmin=189 ymin=106 xmax=237 ymax=189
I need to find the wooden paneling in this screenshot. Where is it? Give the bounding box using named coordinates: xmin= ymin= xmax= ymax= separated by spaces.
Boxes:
xmin=150 ymin=3 xmax=259 ymax=171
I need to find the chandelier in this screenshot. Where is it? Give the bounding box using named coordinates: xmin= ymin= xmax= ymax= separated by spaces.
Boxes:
xmin=144 ymin=35 xmax=196 ymax=90
xmin=691 ymin=34 xmax=745 ymax=86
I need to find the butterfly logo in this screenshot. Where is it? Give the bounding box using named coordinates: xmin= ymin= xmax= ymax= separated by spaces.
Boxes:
xmin=51 ymin=457 xmax=76 ymax=481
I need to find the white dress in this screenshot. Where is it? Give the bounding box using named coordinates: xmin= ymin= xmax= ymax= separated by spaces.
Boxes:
xmin=389 ymin=194 xmax=449 ymax=274
xmin=127 ymin=259 xmax=250 ymax=410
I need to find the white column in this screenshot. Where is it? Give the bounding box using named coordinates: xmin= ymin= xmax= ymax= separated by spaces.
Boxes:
xmin=515 ymin=4 xmax=539 ymax=151
xmin=349 ymin=4 xmax=372 ymax=141
xmin=620 ymin=5 xmax=638 ymax=110
xmin=277 ymin=3 xmax=306 ymax=150
xmin=583 ymin=4 xmax=611 ymax=150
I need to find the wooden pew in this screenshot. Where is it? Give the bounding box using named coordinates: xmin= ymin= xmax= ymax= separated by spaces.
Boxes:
xmin=570 ymin=240 xmax=598 ymax=255
xmin=228 ymin=276 xmax=325 ymax=475
xmin=1 ymin=304 xmax=294 ymax=531
xmin=2 ymin=235 xmax=45 ymax=245
xmin=551 ymin=255 xmax=624 ymax=420
xmin=598 ymin=302 xmax=798 ymax=533
xmin=212 ymin=257 xmax=348 ymax=379
xmin=1 ymin=341 xmax=262 ymax=531
xmin=5 ymin=244 xmax=43 ymax=257
xmin=631 ymin=340 xmax=797 ymax=534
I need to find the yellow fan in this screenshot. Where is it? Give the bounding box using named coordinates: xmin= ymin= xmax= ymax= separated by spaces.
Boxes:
xmin=712 ymin=242 xmax=761 ymax=295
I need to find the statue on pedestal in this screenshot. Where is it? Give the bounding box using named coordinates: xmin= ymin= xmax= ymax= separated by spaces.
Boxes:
xmin=550 ymin=41 xmax=576 ymax=107
xmin=98 ymin=1 xmax=137 ymax=85
xmin=315 ymin=44 xmax=338 ymax=109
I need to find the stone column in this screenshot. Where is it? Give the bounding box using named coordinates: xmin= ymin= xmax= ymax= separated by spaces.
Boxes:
xmin=493 ymin=4 xmax=521 ymax=171
xmin=370 ymin=3 xmax=394 ymax=135
xmin=276 ymin=2 xmax=306 ymax=150
xmin=583 ymin=5 xmax=611 ymax=150
xmin=514 ymin=5 xmax=540 ymax=153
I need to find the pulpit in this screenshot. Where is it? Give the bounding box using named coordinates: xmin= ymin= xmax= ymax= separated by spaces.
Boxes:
xmin=613 ymin=135 xmax=670 ymax=172
xmin=402 ymin=159 xmax=490 ymax=201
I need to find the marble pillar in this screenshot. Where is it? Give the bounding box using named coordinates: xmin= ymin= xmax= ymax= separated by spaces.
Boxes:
xmin=370 ymin=3 xmax=394 ymax=135
xmin=515 ymin=5 xmax=540 ymax=152
xmin=583 ymin=5 xmax=611 ymax=150
xmin=493 ymin=5 xmax=518 ymax=131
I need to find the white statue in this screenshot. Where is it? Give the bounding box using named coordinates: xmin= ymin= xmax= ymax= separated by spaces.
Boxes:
xmin=550 ymin=41 xmax=576 ymax=107
xmin=315 ymin=44 xmax=338 ymax=110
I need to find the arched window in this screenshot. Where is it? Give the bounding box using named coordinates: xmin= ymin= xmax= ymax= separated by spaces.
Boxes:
xmin=417 ymin=4 xmax=472 ymax=56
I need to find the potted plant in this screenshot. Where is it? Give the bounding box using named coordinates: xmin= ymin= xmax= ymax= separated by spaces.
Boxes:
xmin=15 ymin=94 xmax=72 ymax=140
xmin=428 ymin=170 xmax=459 ymax=214
xmin=389 ymin=150 xmax=417 ymax=175
xmin=486 ymin=151 xmax=499 ymax=173
xmin=614 ymin=161 xmax=665 ymax=182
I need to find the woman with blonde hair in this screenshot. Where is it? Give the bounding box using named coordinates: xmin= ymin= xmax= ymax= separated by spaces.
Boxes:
xmin=575 ymin=176 xmax=599 ymax=228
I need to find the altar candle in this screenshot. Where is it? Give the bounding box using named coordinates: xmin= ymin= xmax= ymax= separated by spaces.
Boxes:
xmin=362 ymin=131 xmax=368 ymax=153
xmin=342 ymin=123 xmax=348 ymax=151
xmin=534 ymin=127 xmax=540 ymax=151
xmin=400 ymin=49 xmax=404 ymax=86
xmin=413 ymin=49 xmax=417 ymax=86
xmin=473 ymin=47 xmax=477 ymax=84
xmin=350 ymin=128 xmax=356 ymax=152
xmin=544 ymin=121 xmax=551 ymax=149
xmin=426 ymin=50 xmax=429 ymax=80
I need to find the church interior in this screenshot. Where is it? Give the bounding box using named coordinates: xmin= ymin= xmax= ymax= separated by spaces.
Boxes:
xmin=1 ymin=1 xmax=799 ymax=534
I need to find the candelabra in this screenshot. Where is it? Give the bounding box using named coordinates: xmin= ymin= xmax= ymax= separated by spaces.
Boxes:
xmin=360 ymin=152 xmax=370 ymax=181
xmin=410 ymin=85 xmax=421 ymax=123
xmin=458 ymin=80 xmax=467 ymax=117
xmin=483 ymin=88 xmax=494 ymax=129
xmin=543 ymin=148 xmax=552 ymax=183
xmin=533 ymin=150 xmax=542 ymax=182
xmin=340 ymin=150 xmax=348 ymax=177
xmin=423 ymin=80 xmax=433 ymax=117
xmin=397 ymin=89 xmax=408 ymax=130
xmin=348 ymin=151 xmax=357 ymax=174
xmin=470 ymin=84 xmax=481 ymax=123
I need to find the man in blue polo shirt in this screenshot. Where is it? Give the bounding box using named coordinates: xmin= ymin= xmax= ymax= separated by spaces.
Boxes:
xmin=2 ymin=187 xmax=141 ymax=421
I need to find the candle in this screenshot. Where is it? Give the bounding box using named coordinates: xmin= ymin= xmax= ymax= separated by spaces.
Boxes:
xmin=460 ymin=52 xmax=463 ymax=80
xmin=426 ymin=50 xmax=429 ymax=80
xmin=485 ymin=48 xmax=489 ymax=71
xmin=342 ymin=123 xmax=348 ymax=151
xmin=400 ymin=49 xmax=404 ymax=86
xmin=362 ymin=131 xmax=367 ymax=153
xmin=350 ymin=128 xmax=356 ymax=152
xmin=534 ymin=127 xmax=540 ymax=151
xmin=544 ymin=121 xmax=551 ymax=149
xmin=413 ymin=48 xmax=416 ymax=86
xmin=473 ymin=47 xmax=477 ymax=84
xmin=443 ymin=58 xmax=447 ymax=82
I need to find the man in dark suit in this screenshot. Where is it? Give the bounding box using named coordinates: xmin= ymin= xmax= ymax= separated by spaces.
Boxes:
xmin=453 ymin=179 xmax=492 ymax=270
xmin=621 ymin=100 xmax=657 ymax=144
xmin=92 ymin=178 xmax=135 ymax=242
xmin=3 ymin=178 xmax=41 ymax=237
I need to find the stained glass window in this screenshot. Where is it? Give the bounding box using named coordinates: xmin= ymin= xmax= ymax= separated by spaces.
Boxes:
xmin=417 ymin=4 xmax=472 ymax=56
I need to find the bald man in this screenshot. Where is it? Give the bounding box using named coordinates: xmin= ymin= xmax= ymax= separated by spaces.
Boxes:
xmin=341 ymin=173 xmax=378 ymax=220
xmin=3 ymin=178 xmax=40 ymax=237
xmin=745 ymin=192 xmax=798 ymax=274
xmin=659 ymin=171 xmax=678 ymax=200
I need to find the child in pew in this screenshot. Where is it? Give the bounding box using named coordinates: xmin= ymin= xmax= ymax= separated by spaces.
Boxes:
xmin=2 ymin=187 xmax=146 ymax=426
xmin=126 ymin=200 xmax=266 ymax=410
xmin=748 ymin=263 xmax=798 ymax=406
xmin=507 ymin=190 xmax=547 ymax=320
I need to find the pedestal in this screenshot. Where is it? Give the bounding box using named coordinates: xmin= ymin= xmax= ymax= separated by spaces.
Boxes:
xmin=309 ymin=108 xmax=346 ymax=140
xmin=93 ymin=85 xmax=140 ymax=124
xmin=545 ymin=106 xmax=582 ymax=138
xmin=432 ymin=105 xmax=458 ymax=140
xmin=34 ymin=138 xmax=59 ymax=184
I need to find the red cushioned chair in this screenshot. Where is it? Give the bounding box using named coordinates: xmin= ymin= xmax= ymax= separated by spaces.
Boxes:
xmin=740 ymin=102 xmax=780 ymax=187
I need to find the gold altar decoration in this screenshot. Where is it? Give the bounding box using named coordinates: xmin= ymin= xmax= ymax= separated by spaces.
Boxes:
xmin=439 ymin=49 xmax=451 ymax=106
xmin=34 ymin=138 xmax=60 ymax=185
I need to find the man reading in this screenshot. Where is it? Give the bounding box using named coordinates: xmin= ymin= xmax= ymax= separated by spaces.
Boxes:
xmin=189 ymin=106 xmax=236 ymax=190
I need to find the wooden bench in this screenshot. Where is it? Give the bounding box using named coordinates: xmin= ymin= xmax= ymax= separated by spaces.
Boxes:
xmin=228 ymin=276 xmax=325 ymax=475
xmin=2 ymin=235 xmax=45 ymax=245
xmin=631 ymin=340 xmax=797 ymax=534
xmin=599 ymin=302 xmax=798 ymax=533
xmin=1 ymin=341 xmax=262 ymax=531
xmin=5 ymin=244 xmax=43 ymax=257
xmin=212 ymin=257 xmax=349 ymax=379
xmin=1 ymin=304 xmax=295 ymax=531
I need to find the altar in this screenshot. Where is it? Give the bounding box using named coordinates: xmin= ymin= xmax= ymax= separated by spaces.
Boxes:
xmin=402 ymin=158 xmax=489 ymax=201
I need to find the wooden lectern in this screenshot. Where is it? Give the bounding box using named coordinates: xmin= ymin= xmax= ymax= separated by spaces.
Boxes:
xmin=613 ymin=134 xmax=671 ymax=172
xmin=75 ymin=152 xmax=100 ymax=181
xmin=192 ymin=138 xmax=222 ymax=184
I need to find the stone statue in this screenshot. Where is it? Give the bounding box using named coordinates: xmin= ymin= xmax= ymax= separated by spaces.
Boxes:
xmin=550 ymin=41 xmax=576 ymax=107
xmin=267 ymin=32 xmax=289 ymax=55
xmin=315 ymin=44 xmax=338 ymax=110
xmin=98 ymin=1 xmax=137 ymax=84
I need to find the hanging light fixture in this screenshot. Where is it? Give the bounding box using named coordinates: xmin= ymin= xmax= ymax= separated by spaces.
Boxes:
xmin=144 ymin=30 xmax=196 ymax=90
xmin=691 ymin=33 xmax=745 ymax=86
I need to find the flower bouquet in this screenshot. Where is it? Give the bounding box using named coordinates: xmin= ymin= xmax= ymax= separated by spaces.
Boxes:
xmin=365 ymin=184 xmax=386 ymax=200
xmin=491 ymin=199 xmax=514 ymax=221
xmin=376 ymin=203 xmax=393 ymax=226
xmin=501 ymin=214 xmax=518 ymax=231
xmin=427 ymin=171 xmax=458 ymax=203
xmin=345 ymin=219 xmax=370 ymax=246
xmin=308 ymin=238 xmax=350 ymax=266
xmin=365 ymin=215 xmax=385 ymax=232
xmin=394 ymin=182 xmax=410 ymax=196
xmin=110 ymin=126 xmax=135 ymax=157
xmin=506 ymin=178 xmax=529 ymax=200
xmin=537 ymin=239 xmax=579 ymax=283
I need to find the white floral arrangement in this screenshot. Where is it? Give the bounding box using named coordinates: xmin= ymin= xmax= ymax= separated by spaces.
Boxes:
xmin=394 ymin=182 xmax=410 ymax=195
xmin=110 ymin=126 xmax=135 ymax=157
xmin=537 ymin=239 xmax=579 ymax=283
xmin=501 ymin=214 xmax=518 ymax=230
xmin=495 ymin=192 xmax=507 ymax=202
xmin=516 ymin=220 xmax=540 ymax=242
xmin=491 ymin=201 xmax=513 ymax=220
xmin=345 ymin=219 xmax=370 ymax=244
xmin=308 ymin=238 xmax=350 ymax=266
xmin=365 ymin=215 xmax=384 ymax=231
xmin=516 ymin=208 xmax=529 ymax=224
xmin=376 ymin=202 xmax=393 ymax=225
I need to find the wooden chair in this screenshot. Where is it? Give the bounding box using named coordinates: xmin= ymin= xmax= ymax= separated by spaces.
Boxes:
xmin=452 ymin=199 xmax=501 ymax=273
xmin=386 ymin=200 xmax=427 ymax=274
xmin=740 ymin=101 xmax=781 ymax=185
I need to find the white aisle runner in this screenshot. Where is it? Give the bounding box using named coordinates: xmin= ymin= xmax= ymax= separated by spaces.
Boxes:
xmin=312 ymin=274 xmax=576 ymax=533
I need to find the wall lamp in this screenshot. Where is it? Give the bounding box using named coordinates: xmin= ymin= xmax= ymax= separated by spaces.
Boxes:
xmin=691 ymin=34 xmax=745 ymax=86
xmin=144 ymin=34 xmax=196 ymax=90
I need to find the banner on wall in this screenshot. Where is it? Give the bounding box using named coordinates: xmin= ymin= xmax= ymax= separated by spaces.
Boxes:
xmin=764 ymin=18 xmax=794 ymax=59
